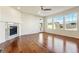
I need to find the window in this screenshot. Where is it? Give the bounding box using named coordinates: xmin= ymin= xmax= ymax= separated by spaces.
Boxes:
xmin=46 ymin=12 xmax=77 ymax=31
xmin=53 ymin=16 xmax=64 ymax=30
xmin=65 ymin=13 xmax=77 ymax=30
xmin=47 ymin=18 xmax=53 ymax=29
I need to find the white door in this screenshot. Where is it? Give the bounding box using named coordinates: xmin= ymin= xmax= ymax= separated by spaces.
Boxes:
xmin=0 ymin=22 xmax=6 ymax=44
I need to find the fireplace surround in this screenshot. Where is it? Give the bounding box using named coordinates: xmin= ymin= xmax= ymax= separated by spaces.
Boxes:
xmin=5 ymin=23 xmax=19 ymax=40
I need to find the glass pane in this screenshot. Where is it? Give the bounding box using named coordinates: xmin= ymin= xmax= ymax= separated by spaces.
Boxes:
xmin=47 ymin=23 xmax=52 ymax=29
xmin=53 ymin=16 xmax=64 ymax=29
xmin=47 ymin=18 xmax=53 ymax=29
xmin=65 ymin=13 xmax=77 ymax=30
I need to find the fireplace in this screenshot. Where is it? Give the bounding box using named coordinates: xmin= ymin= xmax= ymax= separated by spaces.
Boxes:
xmin=10 ymin=26 xmax=17 ymax=36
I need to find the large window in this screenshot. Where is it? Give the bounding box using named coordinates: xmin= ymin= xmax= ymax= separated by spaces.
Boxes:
xmin=65 ymin=13 xmax=77 ymax=30
xmin=53 ymin=16 xmax=64 ymax=30
xmin=47 ymin=18 xmax=53 ymax=29
xmin=46 ymin=12 xmax=77 ymax=31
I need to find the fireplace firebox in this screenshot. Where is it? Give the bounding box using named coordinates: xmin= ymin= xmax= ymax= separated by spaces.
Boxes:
xmin=10 ymin=26 xmax=17 ymax=36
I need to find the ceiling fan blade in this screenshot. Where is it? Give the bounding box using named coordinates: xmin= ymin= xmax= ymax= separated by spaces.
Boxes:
xmin=44 ymin=9 xmax=52 ymax=11
xmin=41 ymin=6 xmax=52 ymax=11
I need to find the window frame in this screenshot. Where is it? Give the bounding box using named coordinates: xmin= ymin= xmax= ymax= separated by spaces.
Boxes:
xmin=47 ymin=17 xmax=53 ymax=30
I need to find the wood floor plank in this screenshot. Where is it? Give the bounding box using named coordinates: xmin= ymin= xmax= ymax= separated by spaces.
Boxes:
xmin=0 ymin=32 xmax=79 ymax=53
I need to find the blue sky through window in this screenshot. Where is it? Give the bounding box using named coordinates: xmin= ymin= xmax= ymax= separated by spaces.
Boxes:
xmin=53 ymin=16 xmax=64 ymax=24
xmin=65 ymin=13 xmax=77 ymax=23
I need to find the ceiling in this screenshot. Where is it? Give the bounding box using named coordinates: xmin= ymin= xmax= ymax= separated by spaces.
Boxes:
xmin=12 ymin=6 xmax=75 ymax=17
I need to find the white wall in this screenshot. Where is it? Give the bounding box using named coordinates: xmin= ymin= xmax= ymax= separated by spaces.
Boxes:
xmin=0 ymin=22 xmax=6 ymax=43
xmin=0 ymin=7 xmax=21 ymax=23
xmin=0 ymin=7 xmax=22 ymax=43
xmin=45 ymin=7 xmax=79 ymax=38
xmin=21 ymin=13 xmax=42 ymax=35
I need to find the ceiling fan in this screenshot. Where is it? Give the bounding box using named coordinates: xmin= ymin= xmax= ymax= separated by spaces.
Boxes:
xmin=41 ymin=6 xmax=52 ymax=11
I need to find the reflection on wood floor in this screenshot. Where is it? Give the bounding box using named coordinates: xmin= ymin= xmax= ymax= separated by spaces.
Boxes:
xmin=0 ymin=32 xmax=79 ymax=53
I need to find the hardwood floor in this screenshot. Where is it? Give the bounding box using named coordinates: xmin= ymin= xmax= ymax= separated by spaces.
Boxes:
xmin=0 ymin=32 xmax=79 ymax=53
